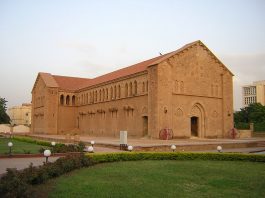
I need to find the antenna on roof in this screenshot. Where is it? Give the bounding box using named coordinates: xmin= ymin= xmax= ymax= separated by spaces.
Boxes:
xmin=159 ymin=52 xmax=163 ymax=56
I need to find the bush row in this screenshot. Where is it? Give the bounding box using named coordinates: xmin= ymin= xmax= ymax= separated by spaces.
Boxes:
xmin=254 ymin=121 xmax=265 ymax=132
xmin=13 ymin=136 xmax=86 ymax=153
xmin=0 ymin=154 xmax=92 ymax=198
xmin=234 ymin=122 xmax=250 ymax=130
xmin=88 ymin=152 xmax=265 ymax=164
xmin=1 ymin=152 xmax=265 ymax=197
xmin=38 ymin=141 xmax=85 ymax=153
xmin=13 ymin=136 xmax=53 ymax=147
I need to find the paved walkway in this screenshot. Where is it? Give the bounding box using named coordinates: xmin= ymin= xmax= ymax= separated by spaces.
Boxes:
xmin=0 ymin=157 xmax=59 ymax=175
xmin=26 ymin=134 xmax=265 ymax=147
xmin=1 ymin=134 xmax=264 ymax=176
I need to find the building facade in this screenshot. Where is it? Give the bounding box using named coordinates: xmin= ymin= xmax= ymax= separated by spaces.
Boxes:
xmin=8 ymin=103 xmax=31 ymax=126
xmin=242 ymin=80 xmax=265 ymax=107
xmin=31 ymin=41 xmax=234 ymax=139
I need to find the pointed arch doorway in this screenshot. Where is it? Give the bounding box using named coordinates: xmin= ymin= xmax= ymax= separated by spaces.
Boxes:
xmin=190 ymin=103 xmax=205 ymax=138
xmin=191 ymin=116 xmax=198 ymax=136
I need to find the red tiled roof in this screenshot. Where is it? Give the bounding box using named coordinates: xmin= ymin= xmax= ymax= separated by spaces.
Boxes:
xmin=78 ymin=40 xmax=200 ymax=89
xmin=40 ymin=72 xmax=59 ymax=88
xmin=40 ymin=40 xmax=231 ymax=91
xmin=52 ymin=75 xmax=91 ymax=91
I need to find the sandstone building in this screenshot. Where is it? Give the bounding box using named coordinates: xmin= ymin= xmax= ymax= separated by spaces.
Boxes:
xmin=31 ymin=40 xmax=234 ymax=139
xmin=242 ymin=80 xmax=265 ymax=107
xmin=8 ymin=103 xmax=31 ymax=126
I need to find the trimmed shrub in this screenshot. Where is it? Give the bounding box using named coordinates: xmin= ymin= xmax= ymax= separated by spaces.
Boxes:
xmin=0 ymin=168 xmax=32 ymax=198
xmin=13 ymin=136 xmax=52 ymax=147
xmin=254 ymin=121 xmax=265 ymax=132
xmin=87 ymin=152 xmax=265 ymax=164
xmin=1 ymin=152 xmax=265 ymax=197
xmin=235 ymin=122 xmax=250 ymax=130
xmin=13 ymin=136 xmax=86 ymax=153
xmin=0 ymin=154 xmax=93 ymax=198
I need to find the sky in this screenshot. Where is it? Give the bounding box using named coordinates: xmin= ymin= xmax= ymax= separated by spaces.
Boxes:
xmin=0 ymin=0 xmax=265 ymax=110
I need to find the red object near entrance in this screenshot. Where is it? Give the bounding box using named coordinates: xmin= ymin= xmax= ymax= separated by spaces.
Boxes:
xmin=229 ymin=128 xmax=238 ymax=139
xmin=159 ymin=128 xmax=173 ymax=140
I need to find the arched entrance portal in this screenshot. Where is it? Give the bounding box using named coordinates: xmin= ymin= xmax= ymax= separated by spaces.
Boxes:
xmin=191 ymin=116 xmax=198 ymax=136
xmin=190 ymin=103 xmax=205 ymax=138
xmin=142 ymin=116 xmax=148 ymax=136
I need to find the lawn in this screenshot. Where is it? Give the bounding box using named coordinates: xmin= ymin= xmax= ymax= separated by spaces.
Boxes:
xmin=0 ymin=137 xmax=48 ymax=154
xmin=36 ymin=160 xmax=265 ymax=198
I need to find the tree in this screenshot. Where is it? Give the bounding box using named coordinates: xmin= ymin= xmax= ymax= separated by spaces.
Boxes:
xmin=234 ymin=103 xmax=265 ymax=124
xmin=0 ymin=97 xmax=10 ymax=124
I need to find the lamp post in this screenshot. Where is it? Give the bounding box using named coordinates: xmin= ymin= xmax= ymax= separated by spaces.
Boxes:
xmin=127 ymin=145 xmax=133 ymax=152
xmin=217 ymin=146 xmax=222 ymax=153
xmin=51 ymin=141 xmax=56 ymax=154
xmin=87 ymin=146 xmax=94 ymax=153
xmin=91 ymin=140 xmax=95 ymax=147
xmin=8 ymin=142 xmax=13 ymax=156
xmin=171 ymin=145 xmax=176 ymax=152
xmin=44 ymin=149 xmax=51 ymax=163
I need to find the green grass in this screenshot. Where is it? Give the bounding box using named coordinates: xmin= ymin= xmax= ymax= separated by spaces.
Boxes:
xmin=0 ymin=138 xmax=49 ymax=154
xmin=39 ymin=160 xmax=265 ymax=198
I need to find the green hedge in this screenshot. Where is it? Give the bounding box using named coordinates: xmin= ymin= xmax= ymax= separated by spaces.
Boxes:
xmin=254 ymin=122 xmax=265 ymax=132
xmin=13 ymin=136 xmax=55 ymax=147
xmin=235 ymin=122 xmax=250 ymax=130
xmin=0 ymin=154 xmax=92 ymax=198
xmin=13 ymin=136 xmax=85 ymax=153
xmin=1 ymin=152 xmax=265 ymax=197
xmin=88 ymin=152 xmax=265 ymax=163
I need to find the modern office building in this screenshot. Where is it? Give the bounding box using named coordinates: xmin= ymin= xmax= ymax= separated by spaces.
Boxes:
xmin=242 ymin=80 xmax=265 ymax=107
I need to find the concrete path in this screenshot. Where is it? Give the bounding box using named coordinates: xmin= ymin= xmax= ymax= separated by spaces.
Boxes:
xmin=0 ymin=156 xmax=59 ymax=175
xmin=25 ymin=134 xmax=265 ymax=146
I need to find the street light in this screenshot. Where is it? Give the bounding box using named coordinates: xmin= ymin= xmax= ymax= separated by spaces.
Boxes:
xmin=171 ymin=145 xmax=176 ymax=152
xmin=51 ymin=141 xmax=56 ymax=146
xmin=87 ymin=146 xmax=94 ymax=153
xmin=217 ymin=146 xmax=222 ymax=153
xmin=127 ymin=145 xmax=133 ymax=152
xmin=44 ymin=149 xmax=51 ymax=163
xmin=8 ymin=142 xmax=13 ymax=156
xmin=91 ymin=140 xmax=95 ymax=147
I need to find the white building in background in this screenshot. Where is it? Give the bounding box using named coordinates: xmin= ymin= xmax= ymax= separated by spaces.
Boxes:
xmin=8 ymin=103 xmax=31 ymax=126
xmin=242 ymin=80 xmax=265 ymax=107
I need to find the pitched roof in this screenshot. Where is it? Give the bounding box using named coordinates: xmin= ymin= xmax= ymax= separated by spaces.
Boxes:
xmin=37 ymin=40 xmax=232 ymax=91
xmin=40 ymin=72 xmax=59 ymax=88
xmin=77 ymin=40 xmax=201 ymax=89
xmin=52 ymin=75 xmax=91 ymax=91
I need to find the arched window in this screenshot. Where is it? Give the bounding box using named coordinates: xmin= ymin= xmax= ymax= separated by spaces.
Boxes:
xmin=146 ymin=81 xmax=148 ymax=92
xmin=99 ymin=90 xmax=102 ymax=102
xmin=72 ymin=95 xmax=76 ymax=106
xmin=114 ymin=86 xmax=117 ymax=99
xmin=66 ymin=95 xmax=70 ymax=105
xmin=95 ymin=91 xmax=97 ymax=102
xmin=106 ymin=88 xmax=108 ymax=100
xmin=125 ymin=83 xmax=128 ymax=97
xmin=142 ymin=82 xmax=145 ymax=93
xmin=102 ymin=89 xmax=105 ymax=101
xmin=60 ymin=95 xmax=64 ymax=105
xmin=134 ymin=81 xmax=137 ymax=95
xmin=86 ymin=93 xmax=88 ymax=104
xmin=129 ymin=82 xmax=133 ymax=96
xmin=118 ymin=85 xmax=121 ymax=98
xmin=111 ymin=87 xmax=113 ymax=99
